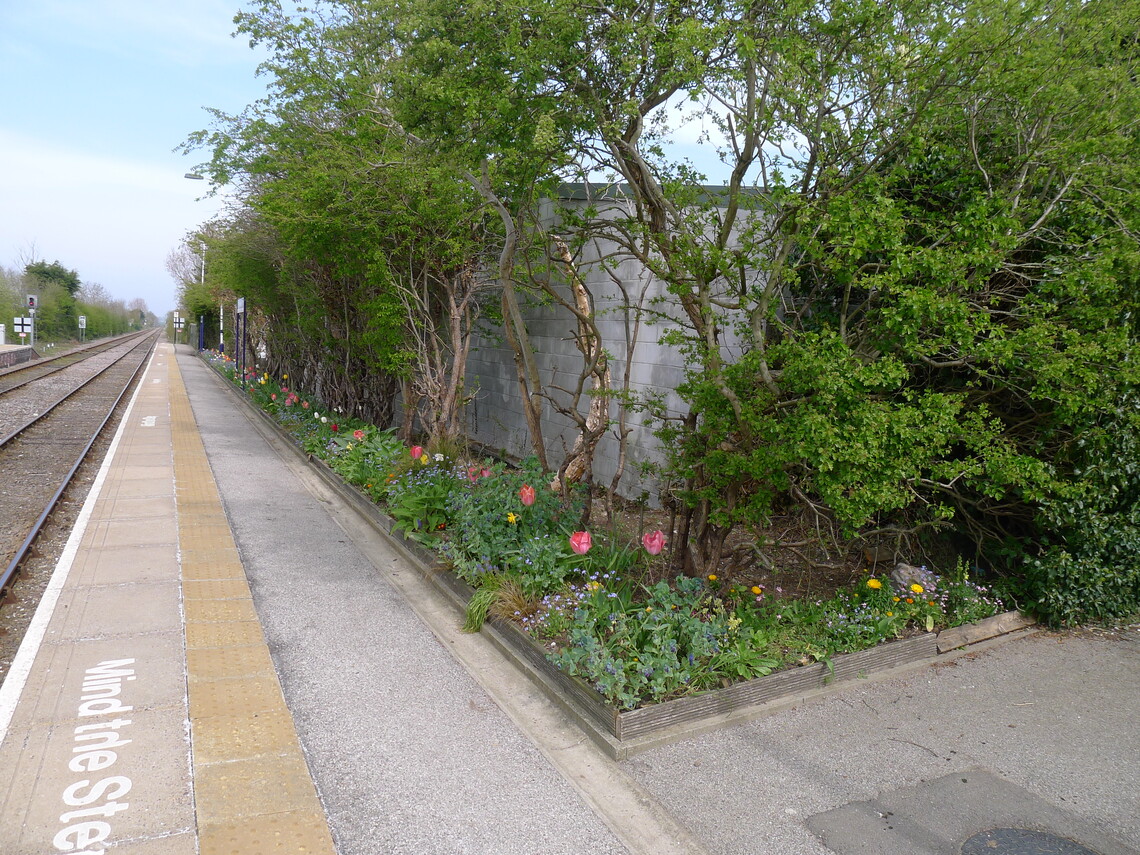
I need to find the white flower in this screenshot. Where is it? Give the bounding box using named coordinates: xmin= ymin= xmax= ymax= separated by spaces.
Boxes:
xmin=321 ymin=416 xmax=328 ymax=423
xmin=433 ymin=453 xmax=444 ymax=461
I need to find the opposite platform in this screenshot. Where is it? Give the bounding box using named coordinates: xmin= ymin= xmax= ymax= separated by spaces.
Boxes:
xmin=0 ymin=342 xmax=335 ymax=854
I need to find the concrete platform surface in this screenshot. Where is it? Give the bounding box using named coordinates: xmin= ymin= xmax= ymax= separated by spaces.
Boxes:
xmin=0 ymin=344 xmax=336 ymax=854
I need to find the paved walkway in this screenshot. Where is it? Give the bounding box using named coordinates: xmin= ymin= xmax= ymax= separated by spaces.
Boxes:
xmin=0 ymin=343 xmax=335 ymax=853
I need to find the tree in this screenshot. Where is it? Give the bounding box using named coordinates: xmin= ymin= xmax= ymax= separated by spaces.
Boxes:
xmin=186 ymin=0 xmax=1140 ymax=604
xmin=25 ymin=260 xmax=81 ymax=296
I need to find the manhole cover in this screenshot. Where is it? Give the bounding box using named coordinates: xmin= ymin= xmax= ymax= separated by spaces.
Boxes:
xmin=962 ymin=827 xmax=1102 ymax=855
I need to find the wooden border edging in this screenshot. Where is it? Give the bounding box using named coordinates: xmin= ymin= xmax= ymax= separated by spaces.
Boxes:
xmin=205 ymin=360 xmax=1038 ymax=758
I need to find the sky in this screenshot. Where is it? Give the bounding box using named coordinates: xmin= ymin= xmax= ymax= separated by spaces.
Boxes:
xmin=0 ymin=0 xmax=271 ymax=317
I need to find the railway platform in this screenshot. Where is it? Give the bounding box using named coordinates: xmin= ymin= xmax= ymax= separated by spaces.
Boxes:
xmin=0 ymin=340 xmax=1137 ymax=855
xmin=0 ymin=342 xmax=335 ymax=854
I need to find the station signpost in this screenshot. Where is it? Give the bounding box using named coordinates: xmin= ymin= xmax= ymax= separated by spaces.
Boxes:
xmin=235 ymin=298 xmax=247 ymax=388
xmin=13 ymin=316 xmax=32 ymax=344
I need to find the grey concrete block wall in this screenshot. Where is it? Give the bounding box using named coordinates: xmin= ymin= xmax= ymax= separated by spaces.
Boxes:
xmin=460 ymin=187 xmax=764 ymax=501
xmin=464 ymin=275 xmax=699 ymax=501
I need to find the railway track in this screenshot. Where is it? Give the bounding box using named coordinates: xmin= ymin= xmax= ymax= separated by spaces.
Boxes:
xmin=0 ymin=330 xmax=160 ymax=598
xmin=0 ymin=329 xmax=151 ymax=395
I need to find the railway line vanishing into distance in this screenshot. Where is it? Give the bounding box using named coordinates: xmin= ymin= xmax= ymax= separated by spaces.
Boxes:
xmin=0 ymin=330 xmax=160 ymax=682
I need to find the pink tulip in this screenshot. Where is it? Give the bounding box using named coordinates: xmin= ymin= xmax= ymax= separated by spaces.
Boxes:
xmin=481 ymin=468 xmax=492 ymax=478
xmin=353 ymin=429 xmax=365 ymax=441
xmin=519 ymin=484 xmax=536 ymax=506
xmin=642 ymin=530 xmax=666 ymax=555
xmin=467 ymin=466 xmax=480 ymax=483
xmin=569 ymin=531 xmax=592 ymax=555
xmin=411 ymin=445 xmax=424 ymax=458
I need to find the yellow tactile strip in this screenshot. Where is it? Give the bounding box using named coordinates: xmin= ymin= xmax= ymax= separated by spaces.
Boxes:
xmin=168 ymin=353 xmax=337 ymax=855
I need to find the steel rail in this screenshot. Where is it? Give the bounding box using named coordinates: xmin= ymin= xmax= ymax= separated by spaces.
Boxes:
xmin=0 ymin=333 xmax=158 ymax=596
xmin=0 ymin=329 xmax=149 ymax=390
xmin=0 ymin=334 xmax=155 ymax=449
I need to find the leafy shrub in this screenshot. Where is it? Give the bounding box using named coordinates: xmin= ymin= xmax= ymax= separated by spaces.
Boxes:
xmin=382 ymin=457 xmax=459 ymax=543
xmin=1024 ymin=404 xmax=1140 ymax=627
xmin=546 ymin=576 xmax=780 ymax=709
xmin=441 ymin=458 xmax=586 ymax=595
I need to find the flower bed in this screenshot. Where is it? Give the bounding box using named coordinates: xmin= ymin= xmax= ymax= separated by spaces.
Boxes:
xmin=204 ymin=354 xmax=1032 ymax=753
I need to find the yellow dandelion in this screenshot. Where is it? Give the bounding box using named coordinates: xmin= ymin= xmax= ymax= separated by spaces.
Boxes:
xmin=867 ymin=578 xmax=883 ymax=590
xmin=751 ymin=585 xmax=762 ymax=595
xmin=707 ymin=574 xmax=718 ymax=582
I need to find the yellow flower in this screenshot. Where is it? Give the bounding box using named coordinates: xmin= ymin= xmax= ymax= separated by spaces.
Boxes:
xmin=867 ymin=578 xmax=883 ymax=590
xmin=910 ymin=583 xmax=924 ymax=594
xmin=645 ymin=607 xmax=653 ymax=613
xmin=420 ymin=453 xmax=429 ymax=464
xmin=751 ymin=585 xmax=762 ymax=595
xmin=886 ymin=611 xmax=894 ymax=617
xmin=507 ymin=512 xmax=518 ymax=524
xmin=893 ymin=596 xmax=901 ymax=602
xmin=707 ymin=574 xmax=718 ymax=582
xmin=283 ymin=374 xmax=288 ymax=379
xmin=906 ymin=597 xmax=914 ymax=604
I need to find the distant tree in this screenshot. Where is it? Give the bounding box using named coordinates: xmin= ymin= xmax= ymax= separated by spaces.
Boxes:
xmin=25 ymin=260 xmax=81 ymax=296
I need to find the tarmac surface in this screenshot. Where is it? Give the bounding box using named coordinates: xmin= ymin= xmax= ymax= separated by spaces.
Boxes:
xmin=177 ymin=346 xmax=1139 ymax=855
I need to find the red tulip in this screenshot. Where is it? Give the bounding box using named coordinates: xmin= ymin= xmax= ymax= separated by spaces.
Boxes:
xmin=642 ymin=530 xmax=666 ymax=555
xmin=411 ymin=445 xmax=424 ymax=458
xmin=331 ymin=423 xmax=338 ymax=432
xmin=519 ymin=484 xmax=536 ymax=506
xmin=569 ymin=531 xmax=592 ymax=555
